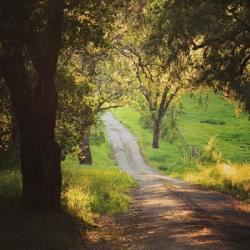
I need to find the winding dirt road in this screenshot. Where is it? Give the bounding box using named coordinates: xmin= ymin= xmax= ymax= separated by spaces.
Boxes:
xmin=99 ymin=112 xmax=250 ymax=250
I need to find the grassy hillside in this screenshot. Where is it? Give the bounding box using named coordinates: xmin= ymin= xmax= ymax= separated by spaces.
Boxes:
xmin=179 ymin=94 xmax=250 ymax=162
xmin=112 ymin=93 xmax=250 ymax=200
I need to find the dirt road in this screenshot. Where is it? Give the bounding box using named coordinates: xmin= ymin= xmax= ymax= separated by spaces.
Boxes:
xmin=100 ymin=112 xmax=250 ymax=250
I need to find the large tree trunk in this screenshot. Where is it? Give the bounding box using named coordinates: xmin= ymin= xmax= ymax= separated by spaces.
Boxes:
xmin=20 ymin=120 xmax=61 ymax=210
xmin=79 ymin=128 xmax=92 ymax=165
xmin=2 ymin=50 xmax=61 ymax=210
xmin=0 ymin=0 xmax=64 ymax=210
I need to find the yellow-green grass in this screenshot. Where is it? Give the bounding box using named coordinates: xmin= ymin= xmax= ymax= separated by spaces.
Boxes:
xmin=0 ymin=135 xmax=135 ymax=224
xmin=0 ymin=131 xmax=135 ymax=249
xmin=61 ymin=138 xmax=135 ymax=224
xmin=171 ymin=163 xmax=250 ymax=201
xmin=112 ymin=94 xmax=250 ymax=200
xmin=62 ymin=160 xmax=135 ymax=225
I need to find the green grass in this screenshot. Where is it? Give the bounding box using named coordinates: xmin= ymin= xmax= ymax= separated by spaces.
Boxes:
xmin=184 ymin=163 xmax=250 ymax=201
xmin=0 ymin=129 xmax=135 ymax=248
xmin=113 ymin=105 xmax=184 ymax=169
xmin=112 ymin=93 xmax=250 ymax=200
xmin=0 ymin=169 xmax=22 ymax=207
xmin=61 ymin=136 xmax=136 ymax=224
xmin=0 ymin=138 xmax=135 ymax=225
xmin=179 ymin=94 xmax=250 ymax=162
xmin=62 ymin=164 xmax=135 ymax=224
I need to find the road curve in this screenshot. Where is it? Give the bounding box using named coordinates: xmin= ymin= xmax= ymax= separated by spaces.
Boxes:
xmin=103 ymin=112 xmax=250 ymax=250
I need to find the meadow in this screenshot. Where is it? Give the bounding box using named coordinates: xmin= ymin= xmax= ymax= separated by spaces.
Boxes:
xmin=113 ymin=93 xmax=250 ymax=201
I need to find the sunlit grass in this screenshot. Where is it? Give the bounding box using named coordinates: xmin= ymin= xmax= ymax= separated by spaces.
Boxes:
xmin=61 ymin=137 xmax=136 ymax=225
xmin=0 ymin=133 xmax=136 ymax=225
xmin=112 ymin=94 xmax=250 ymax=201
xmin=179 ymin=94 xmax=250 ymax=162
xmin=62 ymin=164 xmax=135 ymax=224
xmin=184 ymin=163 xmax=250 ymax=201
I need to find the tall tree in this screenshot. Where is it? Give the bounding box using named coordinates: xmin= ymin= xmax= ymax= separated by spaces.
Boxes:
xmin=117 ymin=4 xmax=190 ymax=148
xmin=147 ymin=0 xmax=250 ymax=113
xmin=0 ymin=0 xmax=126 ymax=209
xmin=121 ymin=46 xmax=187 ymax=148
xmin=0 ymin=0 xmax=64 ymax=209
xmin=56 ymin=49 xmax=130 ymax=164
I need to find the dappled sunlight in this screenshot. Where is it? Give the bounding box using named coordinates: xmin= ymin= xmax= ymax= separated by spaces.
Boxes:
xmin=102 ymin=112 xmax=250 ymax=249
xmin=184 ymin=163 xmax=250 ymax=201
xmin=1 ymin=0 xmax=249 ymax=249
xmin=62 ymin=165 xmax=135 ymax=225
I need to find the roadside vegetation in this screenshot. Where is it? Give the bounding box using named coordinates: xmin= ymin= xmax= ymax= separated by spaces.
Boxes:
xmin=0 ymin=128 xmax=135 ymax=249
xmin=62 ymin=140 xmax=135 ymax=225
xmin=113 ymin=93 xmax=250 ymax=201
xmin=0 ymin=127 xmax=135 ymax=222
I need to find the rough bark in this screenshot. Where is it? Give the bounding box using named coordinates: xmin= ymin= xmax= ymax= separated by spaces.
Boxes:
xmin=20 ymin=126 xmax=61 ymax=209
xmin=1 ymin=49 xmax=61 ymax=209
xmin=0 ymin=0 xmax=64 ymax=209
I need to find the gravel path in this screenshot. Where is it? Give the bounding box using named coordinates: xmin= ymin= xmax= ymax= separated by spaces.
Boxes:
xmin=101 ymin=112 xmax=250 ymax=250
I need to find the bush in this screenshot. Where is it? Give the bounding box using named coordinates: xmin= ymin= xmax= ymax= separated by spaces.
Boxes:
xmin=201 ymin=136 xmax=222 ymax=163
xmin=90 ymin=124 xmax=105 ymax=145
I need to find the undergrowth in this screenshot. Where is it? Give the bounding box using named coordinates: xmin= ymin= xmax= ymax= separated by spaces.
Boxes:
xmin=166 ymin=162 xmax=250 ymax=201
xmin=62 ymin=163 xmax=135 ymax=225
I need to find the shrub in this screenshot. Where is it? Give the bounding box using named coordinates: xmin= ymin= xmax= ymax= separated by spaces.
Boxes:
xmin=201 ymin=136 xmax=222 ymax=163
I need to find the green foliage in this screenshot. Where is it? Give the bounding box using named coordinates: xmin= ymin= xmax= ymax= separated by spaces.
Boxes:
xmin=56 ymin=48 xmax=130 ymax=159
xmin=62 ymin=0 xmax=128 ymax=51
xmin=0 ymin=80 xmax=12 ymax=153
xmin=201 ymin=136 xmax=222 ymax=164
xmin=147 ymin=0 xmax=250 ymax=113
xmin=0 ymin=81 xmax=19 ymax=169
xmin=115 ymin=1 xmax=196 ymax=147
xmin=90 ymin=120 xmax=105 ymax=145
xmin=56 ymin=63 xmax=91 ymax=158
xmin=113 ymin=92 xmax=250 ymax=200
